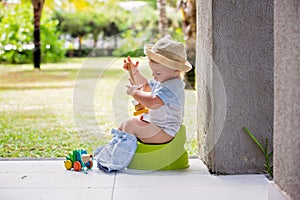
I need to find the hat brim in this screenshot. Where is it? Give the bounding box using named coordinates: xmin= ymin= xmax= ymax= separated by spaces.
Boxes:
xmin=144 ymin=44 xmax=192 ymax=72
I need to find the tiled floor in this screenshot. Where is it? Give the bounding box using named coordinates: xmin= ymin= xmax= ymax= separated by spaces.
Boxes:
xmin=0 ymin=158 xmax=269 ymax=200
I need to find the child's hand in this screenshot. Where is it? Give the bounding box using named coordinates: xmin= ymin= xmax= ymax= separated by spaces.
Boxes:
xmin=123 ymin=56 xmax=139 ymax=74
xmin=126 ymin=83 xmax=143 ymax=96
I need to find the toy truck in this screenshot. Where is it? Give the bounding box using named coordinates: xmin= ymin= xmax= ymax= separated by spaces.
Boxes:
xmin=64 ymin=149 xmax=93 ymax=173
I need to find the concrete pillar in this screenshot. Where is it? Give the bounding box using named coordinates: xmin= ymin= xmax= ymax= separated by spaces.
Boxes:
xmin=196 ymin=0 xmax=274 ymax=174
xmin=271 ymin=0 xmax=300 ymax=199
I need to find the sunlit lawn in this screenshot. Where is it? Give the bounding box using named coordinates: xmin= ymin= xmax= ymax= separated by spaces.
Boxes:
xmin=0 ymin=57 xmax=197 ymax=158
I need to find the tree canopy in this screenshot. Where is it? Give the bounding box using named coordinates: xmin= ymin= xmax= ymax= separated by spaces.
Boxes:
xmin=0 ymin=3 xmax=65 ymax=64
xmin=0 ymin=0 xmax=183 ymax=63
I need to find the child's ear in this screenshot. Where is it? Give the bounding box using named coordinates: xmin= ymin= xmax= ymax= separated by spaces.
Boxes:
xmin=178 ymin=71 xmax=184 ymax=79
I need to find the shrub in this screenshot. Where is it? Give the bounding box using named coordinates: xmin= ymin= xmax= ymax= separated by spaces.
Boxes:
xmin=0 ymin=4 xmax=65 ymax=64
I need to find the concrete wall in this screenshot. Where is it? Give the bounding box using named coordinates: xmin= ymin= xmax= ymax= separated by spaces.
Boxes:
xmin=196 ymin=0 xmax=274 ymax=174
xmin=273 ymin=0 xmax=300 ymax=199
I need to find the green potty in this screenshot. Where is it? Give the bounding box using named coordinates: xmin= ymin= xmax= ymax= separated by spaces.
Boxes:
xmin=128 ymin=125 xmax=189 ymax=170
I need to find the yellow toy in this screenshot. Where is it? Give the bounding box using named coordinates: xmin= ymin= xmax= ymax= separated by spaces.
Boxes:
xmin=127 ymin=63 xmax=149 ymax=116
xmin=132 ymin=99 xmax=149 ymax=116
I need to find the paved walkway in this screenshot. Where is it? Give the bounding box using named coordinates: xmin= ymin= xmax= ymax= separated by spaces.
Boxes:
xmin=0 ymin=158 xmax=269 ymax=200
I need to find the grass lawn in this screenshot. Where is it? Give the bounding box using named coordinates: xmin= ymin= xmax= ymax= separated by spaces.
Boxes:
xmin=0 ymin=57 xmax=198 ymax=158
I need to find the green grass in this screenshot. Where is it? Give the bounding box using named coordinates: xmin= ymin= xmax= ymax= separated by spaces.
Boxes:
xmin=0 ymin=57 xmax=198 ymax=158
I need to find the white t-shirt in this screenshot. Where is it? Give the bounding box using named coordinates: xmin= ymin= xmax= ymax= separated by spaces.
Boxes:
xmin=148 ymin=78 xmax=185 ymax=137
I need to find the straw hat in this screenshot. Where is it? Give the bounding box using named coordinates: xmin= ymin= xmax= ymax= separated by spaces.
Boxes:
xmin=144 ymin=35 xmax=192 ymax=72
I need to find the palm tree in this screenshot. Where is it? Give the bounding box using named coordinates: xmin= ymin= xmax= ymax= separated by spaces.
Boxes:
xmin=32 ymin=0 xmax=45 ymax=70
xmin=177 ymin=0 xmax=196 ymax=89
xmin=157 ymin=0 xmax=168 ymax=36
xmin=30 ymin=0 xmax=93 ymax=69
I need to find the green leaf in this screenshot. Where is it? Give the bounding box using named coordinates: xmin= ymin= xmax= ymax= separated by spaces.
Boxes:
xmin=264 ymin=138 xmax=269 ymax=155
xmin=243 ymin=127 xmax=265 ymax=154
xmin=268 ymin=151 xmax=273 ymax=158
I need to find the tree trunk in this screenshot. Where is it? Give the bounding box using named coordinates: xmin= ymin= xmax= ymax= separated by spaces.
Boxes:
xmin=157 ymin=0 xmax=168 ymax=36
xmin=93 ymin=39 xmax=97 ymax=48
xmin=32 ymin=0 xmax=44 ymax=70
xmin=78 ymin=36 xmax=83 ymax=56
xmin=178 ymin=0 xmax=196 ymax=89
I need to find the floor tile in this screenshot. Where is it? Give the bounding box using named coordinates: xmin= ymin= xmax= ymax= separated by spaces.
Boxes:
xmin=0 ymin=188 xmax=113 ymax=200
xmin=121 ymin=157 xmax=210 ymax=175
xmin=113 ymin=183 xmax=268 ymax=200
xmin=0 ymin=160 xmax=69 ymax=173
xmin=0 ymin=160 xmax=115 ymax=200
xmin=0 ymin=159 xmax=269 ymax=200
xmin=114 ymin=168 xmax=269 ymax=200
xmin=0 ymin=170 xmax=115 ymax=189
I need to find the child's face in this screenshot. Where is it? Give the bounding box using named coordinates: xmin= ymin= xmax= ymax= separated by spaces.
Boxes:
xmin=149 ymin=60 xmax=179 ymax=83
